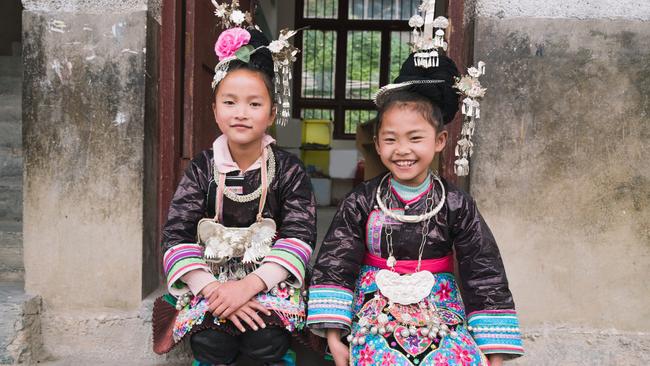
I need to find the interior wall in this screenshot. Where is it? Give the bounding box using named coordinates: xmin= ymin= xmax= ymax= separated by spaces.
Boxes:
xmin=0 ymin=1 xmax=23 ymax=55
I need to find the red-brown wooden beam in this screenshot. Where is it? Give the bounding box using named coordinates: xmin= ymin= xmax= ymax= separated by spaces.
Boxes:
xmin=158 ymin=0 xmax=183 ymax=256
xmin=442 ymin=0 xmax=472 ymax=187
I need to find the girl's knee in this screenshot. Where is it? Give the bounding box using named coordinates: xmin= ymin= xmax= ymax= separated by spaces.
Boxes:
xmin=240 ymin=327 xmax=291 ymax=362
xmin=190 ymin=329 xmax=239 ymax=364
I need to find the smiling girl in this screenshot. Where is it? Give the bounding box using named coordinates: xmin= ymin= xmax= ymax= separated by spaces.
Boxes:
xmin=306 ymin=30 xmax=524 ymax=366
xmin=152 ymin=4 xmax=315 ymax=365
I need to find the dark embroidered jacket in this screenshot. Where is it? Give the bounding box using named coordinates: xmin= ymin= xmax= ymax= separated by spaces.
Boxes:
xmin=310 ymin=174 xmax=515 ymax=315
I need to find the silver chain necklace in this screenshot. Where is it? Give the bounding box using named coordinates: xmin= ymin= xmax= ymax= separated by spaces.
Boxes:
xmin=381 ymin=173 xmax=437 ymax=271
xmin=215 ymin=146 xmax=276 ymax=203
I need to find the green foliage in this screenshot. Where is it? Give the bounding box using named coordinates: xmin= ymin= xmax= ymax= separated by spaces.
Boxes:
xmin=345 ymin=109 xmax=377 ymax=134
xmin=302 ymin=30 xmax=336 ymax=98
xmin=346 ymin=31 xmax=381 ymax=99
xmin=302 ymin=30 xmax=410 ymax=100
xmin=304 ymin=0 xmax=338 ymax=18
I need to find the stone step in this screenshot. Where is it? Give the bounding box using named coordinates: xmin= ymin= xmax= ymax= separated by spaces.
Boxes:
xmin=0 ymin=282 xmax=41 ymax=364
xmin=0 ymin=231 xmax=24 ymax=282
xmin=0 ymin=148 xmax=23 ymax=180
xmin=0 ymin=121 xmax=22 ymax=149
xmin=0 ymin=57 xmax=22 ymax=77
xmin=0 ymin=220 xmax=21 ymax=233
xmin=0 ymin=175 xmax=21 ymax=191
xmin=0 ymin=186 xmax=22 ymax=223
xmin=0 ymin=76 xmax=22 ymax=96
xmin=0 ymin=102 xmax=21 ymax=122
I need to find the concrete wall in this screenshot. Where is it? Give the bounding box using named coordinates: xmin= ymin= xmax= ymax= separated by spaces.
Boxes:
xmin=22 ymin=3 xmax=152 ymax=310
xmin=476 ymin=0 xmax=650 ymax=20
xmin=471 ymin=1 xmax=650 ymax=364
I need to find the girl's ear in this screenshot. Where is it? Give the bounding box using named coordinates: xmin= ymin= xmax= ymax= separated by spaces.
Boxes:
xmin=373 ymin=135 xmax=380 ymax=154
xmin=267 ymin=104 xmax=277 ymax=128
xmin=434 ymin=129 xmax=448 ymax=153
xmin=212 ymin=101 xmax=218 ymax=125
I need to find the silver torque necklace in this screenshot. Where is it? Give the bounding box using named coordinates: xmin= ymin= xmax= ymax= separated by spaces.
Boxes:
xmin=215 ymin=146 xmax=276 ymax=203
xmin=375 ymin=172 xmax=446 ymax=224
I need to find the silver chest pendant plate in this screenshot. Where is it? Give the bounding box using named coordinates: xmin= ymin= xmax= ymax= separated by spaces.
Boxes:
xmin=375 ymin=269 xmax=435 ymax=305
xmin=198 ymin=217 xmax=276 ymax=264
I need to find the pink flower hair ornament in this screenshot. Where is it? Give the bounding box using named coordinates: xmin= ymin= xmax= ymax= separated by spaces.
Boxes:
xmin=215 ymin=27 xmax=251 ymax=61
xmin=209 ymin=0 xmax=305 ymax=127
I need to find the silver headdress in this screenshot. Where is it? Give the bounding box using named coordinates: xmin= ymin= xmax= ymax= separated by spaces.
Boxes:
xmin=453 ymin=61 xmax=487 ymax=176
xmin=210 ymin=1 xmax=302 ymax=126
xmin=373 ymin=2 xmax=450 ymax=104
xmin=269 ymin=29 xmax=301 ymax=127
xmin=372 ymin=0 xmax=489 ymax=177
xmin=409 ymin=1 xmax=449 ymax=68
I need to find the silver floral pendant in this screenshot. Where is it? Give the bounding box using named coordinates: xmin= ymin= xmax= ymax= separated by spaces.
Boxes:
xmin=375 ymin=269 xmax=435 ymax=305
xmin=197 ymin=217 xmax=276 ymax=264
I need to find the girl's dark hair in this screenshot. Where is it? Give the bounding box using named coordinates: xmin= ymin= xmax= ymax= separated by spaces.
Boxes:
xmin=375 ymin=90 xmax=444 ymax=136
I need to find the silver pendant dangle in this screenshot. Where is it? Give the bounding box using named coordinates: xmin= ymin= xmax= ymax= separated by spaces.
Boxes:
xmin=386 ymin=256 xmax=397 ymax=268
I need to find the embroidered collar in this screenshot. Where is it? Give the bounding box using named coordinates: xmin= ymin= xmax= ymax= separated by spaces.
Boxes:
xmin=213 ymin=134 xmax=276 ymax=174
xmin=390 ymin=177 xmax=433 ymax=204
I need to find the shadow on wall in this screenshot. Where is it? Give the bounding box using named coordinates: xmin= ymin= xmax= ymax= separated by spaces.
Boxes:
xmin=0 ymin=1 xmax=22 ymax=56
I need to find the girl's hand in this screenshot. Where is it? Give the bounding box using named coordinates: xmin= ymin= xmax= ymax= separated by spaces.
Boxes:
xmin=199 ymin=281 xmax=221 ymax=298
xmin=327 ymin=329 xmax=349 ymax=366
xmin=227 ymin=299 xmax=272 ymax=332
xmin=488 ymin=354 xmax=504 ymax=366
xmin=206 ymin=275 xmax=266 ymax=318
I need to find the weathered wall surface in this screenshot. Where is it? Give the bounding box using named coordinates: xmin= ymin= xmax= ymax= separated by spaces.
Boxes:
xmin=22 ymin=10 xmax=148 ymax=310
xmin=21 ymin=0 xmax=147 ymax=13
xmin=471 ymin=6 xmax=650 ymax=365
xmin=476 ymin=0 xmax=650 ymax=20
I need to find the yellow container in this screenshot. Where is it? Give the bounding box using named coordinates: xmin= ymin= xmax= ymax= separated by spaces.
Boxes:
xmin=301 ymin=148 xmax=330 ymax=176
xmin=302 ymin=119 xmax=333 ymax=146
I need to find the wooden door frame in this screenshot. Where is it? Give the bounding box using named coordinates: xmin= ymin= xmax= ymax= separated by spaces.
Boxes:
xmin=443 ymin=0 xmax=473 ymax=187
xmin=158 ymin=0 xmax=183 ymax=253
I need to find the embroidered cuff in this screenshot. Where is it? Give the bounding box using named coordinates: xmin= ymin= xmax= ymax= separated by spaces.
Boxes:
xmin=261 ymin=238 xmax=312 ymax=287
xmin=467 ymin=309 xmax=524 ymax=357
xmin=163 ymin=244 xmax=210 ymax=296
xmin=307 ymin=285 xmax=354 ymax=337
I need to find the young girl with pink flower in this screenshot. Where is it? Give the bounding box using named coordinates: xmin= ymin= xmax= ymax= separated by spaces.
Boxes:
xmin=152 ymin=3 xmax=315 ymax=365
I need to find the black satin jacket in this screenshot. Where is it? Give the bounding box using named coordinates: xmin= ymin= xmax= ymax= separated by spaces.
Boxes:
xmin=310 ymin=174 xmax=515 ymax=314
xmin=162 ymin=146 xmax=317 ymax=253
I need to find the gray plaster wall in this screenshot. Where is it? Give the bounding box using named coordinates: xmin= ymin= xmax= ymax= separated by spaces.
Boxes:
xmin=22 ymin=0 xmax=147 ymax=13
xmin=22 ymin=9 xmax=149 ymax=310
xmin=470 ymin=13 xmax=650 ymax=366
xmin=476 ymin=0 xmax=650 ymax=20
xmin=21 ymin=0 xmax=161 ymax=23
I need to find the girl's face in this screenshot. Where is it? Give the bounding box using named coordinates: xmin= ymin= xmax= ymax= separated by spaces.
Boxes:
xmin=213 ymin=69 xmax=275 ymax=149
xmin=375 ymin=105 xmax=447 ymax=186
